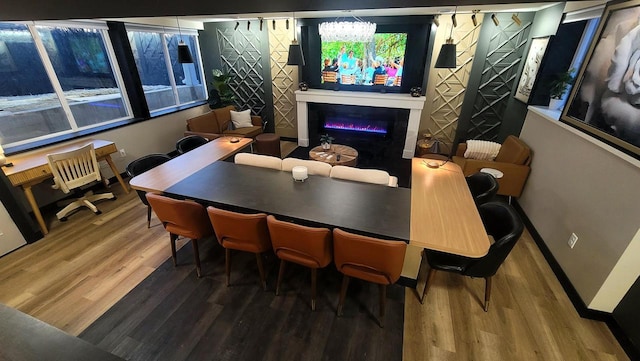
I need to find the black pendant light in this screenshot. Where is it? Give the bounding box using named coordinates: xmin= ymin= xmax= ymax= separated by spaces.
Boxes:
xmin=287 ymin=13 xmax=305 ymax=66
xmin=176 ymin=17 xmax=194 ymax=64
xmin=434 ymin=9 xmax=457 ymax=69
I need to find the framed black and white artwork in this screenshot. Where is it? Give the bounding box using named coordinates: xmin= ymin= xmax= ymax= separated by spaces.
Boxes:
xmin=563 ymin=0 xmax=640 ymax=159
xmin=514 ymin=36 xmax=550 ymax=103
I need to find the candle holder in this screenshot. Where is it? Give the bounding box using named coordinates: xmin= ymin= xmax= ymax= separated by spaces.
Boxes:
xmin=292 ymin=166 xmax=308 ymax=182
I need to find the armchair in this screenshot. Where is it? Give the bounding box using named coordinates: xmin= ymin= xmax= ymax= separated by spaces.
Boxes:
xmin=185 ymin=105 xmax=263 ymax=140
xmin=452 ymin=135 xmax=531 ymax=198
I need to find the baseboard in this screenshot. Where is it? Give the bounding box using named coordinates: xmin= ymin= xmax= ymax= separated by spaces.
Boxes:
xmin=512 ymin=200 xmax=639 ymax=360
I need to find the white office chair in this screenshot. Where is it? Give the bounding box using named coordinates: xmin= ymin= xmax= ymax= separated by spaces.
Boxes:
xmin=234 ymin=153 xmax=282 ymax=170
xmin=329 ymin=165 xmax=398 ymax=187
xmin=47 ymin=143 xmax=115 ymax=221
xmin=282 ymin=157 xmax=332 ymax=177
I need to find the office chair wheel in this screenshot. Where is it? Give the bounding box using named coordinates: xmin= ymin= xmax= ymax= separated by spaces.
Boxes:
xmin=111 ymin=195 xmax=117 ymax=201
xmin=59 ymin=217 xmax=68 ymax=222
xmin=95 ymin=210 xmax=102 ymax=215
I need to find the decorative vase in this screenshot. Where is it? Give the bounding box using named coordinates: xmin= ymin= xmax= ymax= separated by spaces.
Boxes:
xmin=321 ymin=142 xmax=331 ymax=150
xmin=549 ymin=98 xmax=563 ymax=111
xmin=299 ymin=82 xmax=308 ymax=91
xmin=410 ymin=87 xmax=422 ymax=97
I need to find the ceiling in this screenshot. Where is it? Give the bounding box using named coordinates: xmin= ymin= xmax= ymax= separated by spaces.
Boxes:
xmin=116 ymin=1 xmax=605 ymax=30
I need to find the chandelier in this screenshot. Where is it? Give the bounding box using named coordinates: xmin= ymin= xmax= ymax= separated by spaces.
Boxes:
xmin=318 ymin=19 xmax=376 ymax=42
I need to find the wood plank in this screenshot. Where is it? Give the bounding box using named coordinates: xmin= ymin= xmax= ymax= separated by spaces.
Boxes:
xmin=404 ymin=228 xmax=629 ymax=361
xmin=410 ymin=158 xmax=490 ymax=257
xmin=129 ymin=137 xmax=253 ymax=193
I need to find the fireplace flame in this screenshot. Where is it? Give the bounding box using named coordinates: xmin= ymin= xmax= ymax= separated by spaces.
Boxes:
xmin=324 ymin=121 xmax=387 ymax=134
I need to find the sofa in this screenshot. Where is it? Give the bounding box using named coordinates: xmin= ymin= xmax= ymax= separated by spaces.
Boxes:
xmin=184 ymin=105 xmax=263 ymax=140
xmin=452 ymin=135 xmax=532 ymax=198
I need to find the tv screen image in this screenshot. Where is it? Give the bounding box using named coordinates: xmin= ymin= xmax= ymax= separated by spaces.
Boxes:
xmin=320 ymin=33 xmax=407 ymax=87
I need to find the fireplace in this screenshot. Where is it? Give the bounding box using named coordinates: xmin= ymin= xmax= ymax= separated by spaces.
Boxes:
xmin=295 ymin=89 xmax=426 ymax=159
xmin=308 ymin=103 xmax=408 ymax=168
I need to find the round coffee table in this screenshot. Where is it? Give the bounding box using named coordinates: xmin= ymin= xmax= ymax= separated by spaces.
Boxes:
xmin=309 ymin=144 xmax=358 ymax=167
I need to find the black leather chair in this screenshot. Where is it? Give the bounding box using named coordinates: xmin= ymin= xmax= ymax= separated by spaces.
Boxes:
xmin=125 ymin=153 xmax=171 ymax=228
xmin=176 ymin=135 xmax=208 ymax=154
xmin=466 ymin=172 xmax=499 ymax=206
xmin=420 ymin=201 xmax=524 ymax=311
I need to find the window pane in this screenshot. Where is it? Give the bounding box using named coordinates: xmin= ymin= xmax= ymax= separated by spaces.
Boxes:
xmin=0 ymin=23 xmax=69 ymax=145
xmin=166 ymin=34 xmax=206 ymax=104
xmin=36 ymin=25 xmax=129 ymax=128
xmin=127 ymin=31 xmax=176 ymax=111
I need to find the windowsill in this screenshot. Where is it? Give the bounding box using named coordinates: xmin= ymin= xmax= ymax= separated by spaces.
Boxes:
xmin=4 ymin=100 xmax=207 ymax=156
xmin=149 ymin=100 xmax=207 ymax=118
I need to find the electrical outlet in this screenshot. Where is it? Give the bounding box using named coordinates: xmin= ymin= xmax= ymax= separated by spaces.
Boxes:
xmin=119 ymin=149 xmax=126 ymax=157
xmin=568 ymin=233 xmax=578 ymax=249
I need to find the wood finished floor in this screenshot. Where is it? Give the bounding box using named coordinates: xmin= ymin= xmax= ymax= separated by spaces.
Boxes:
xmin=0 ymin=184 xmax=629 ymax=360
xmin=79 ymin=236 xmax=404 ymax=361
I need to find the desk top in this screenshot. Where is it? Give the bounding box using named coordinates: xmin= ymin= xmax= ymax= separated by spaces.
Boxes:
xmin=3 ymin=139 xmax=113 ymax=177
xmin=165 ymin=161 xmax=411 ymax=241
xmin=410 ymin=158 xmax=490 ymax=257
xmin=3 ymin=139 xmax=117 ymax=187
xmin=129 ymin=137 xmax=253 ymax=193
xmin=0 ymin=303 xmax=123 ymax=361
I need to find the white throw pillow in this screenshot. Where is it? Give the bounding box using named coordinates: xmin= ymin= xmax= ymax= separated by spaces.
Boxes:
xmin=464 ymin=140 xmax=501 ymax=161
xmin=230 ymin=109 xmax=253 ymax=129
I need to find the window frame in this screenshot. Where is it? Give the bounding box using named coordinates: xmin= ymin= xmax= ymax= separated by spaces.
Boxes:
xmin=124 ymin=23 xmax=208 ymax=116
xmin=1 ymin=20 xmax=134 ymax=149
xmin=1 ymin=20 xmax=208 ymax=155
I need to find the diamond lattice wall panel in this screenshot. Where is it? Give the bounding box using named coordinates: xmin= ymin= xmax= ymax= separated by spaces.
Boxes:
xmin=422 ymin=14 xmax=484 ymax=147
xmin=269 ymin=19 xmax=298 ymax=138
xmin=464 ymin=13 xmax=534 ymax=141
xmin=216 ymin=27 xmax=267 ymax=119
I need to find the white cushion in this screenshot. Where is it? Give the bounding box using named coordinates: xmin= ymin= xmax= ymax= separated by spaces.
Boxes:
xmin=388 ymin=176 xmax=399 ymax=188
xmin=230 ymin=109 xmax=253 ymax=129
xmin=282 ymin=158 xmax=332 ymax=177
xmin=463 ymin=140 xmax=501 ymax=161
xmin=234 ymin=153 xmax=282 ymax=170
xmin=330 ymin=166 xmax=391 ymax=186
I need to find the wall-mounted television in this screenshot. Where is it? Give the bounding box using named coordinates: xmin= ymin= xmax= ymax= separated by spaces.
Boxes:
xmin=320 ymin=33 xmax=407 ymax=87
xmin=299 ymin=17 xmax=434 ymax=94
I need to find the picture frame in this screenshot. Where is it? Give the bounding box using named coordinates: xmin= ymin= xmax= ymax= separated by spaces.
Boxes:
xmin=563 ymin=0 xmax=640 ymax=159
xmin=514 ymin=36 xmax=550 ymax=103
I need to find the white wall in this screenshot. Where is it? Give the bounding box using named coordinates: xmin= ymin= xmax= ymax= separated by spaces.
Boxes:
xmin=0 ymin=200 xmax=27 ymax=256
xmin=519 ymin=107 xmax=640 ymax=312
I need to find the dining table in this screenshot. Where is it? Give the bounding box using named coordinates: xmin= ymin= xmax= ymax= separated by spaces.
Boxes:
xmin=164 ymin=160 xmax=412 ymax=241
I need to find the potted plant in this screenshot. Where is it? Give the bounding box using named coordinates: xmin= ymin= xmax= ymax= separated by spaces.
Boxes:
xmin=208 ymin=69 xmax=236 ymax=109
xmin=548 ymin=69 xmax=575 ymax=110
xmin=319 ymin=134 xmax=335 ymax=150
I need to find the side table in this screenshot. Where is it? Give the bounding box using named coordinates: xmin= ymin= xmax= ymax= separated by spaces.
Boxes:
xmin=309 ymin=144 xmax=358 ymax=167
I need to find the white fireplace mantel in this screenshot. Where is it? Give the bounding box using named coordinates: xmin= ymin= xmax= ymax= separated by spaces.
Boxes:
xmin=295 ymin=89 xmax=426 ymax=159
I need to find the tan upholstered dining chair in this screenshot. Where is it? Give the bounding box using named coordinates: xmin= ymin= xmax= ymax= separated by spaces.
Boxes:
xmin=267 ymin=215 xmax=332 ymax=311
xmin=146 ymin=193 xmax=214 ymax=278
xmin=333 ymin=228 xmax=406 ymax=327
xmin=207 ymin=207 xmax=272 ymax=290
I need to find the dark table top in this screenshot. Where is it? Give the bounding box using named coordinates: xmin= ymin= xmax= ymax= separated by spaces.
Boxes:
xmin=0 ymin=303 xmax=123 ymax=361
xmin=165 ymin=161 xmax=411 ymax=241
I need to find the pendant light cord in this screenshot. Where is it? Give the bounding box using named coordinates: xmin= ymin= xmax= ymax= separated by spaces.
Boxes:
xmin=176 ymin=16 xmax=183 ymax=42
xmin=292 ymin=12 xmax=297 ymax=42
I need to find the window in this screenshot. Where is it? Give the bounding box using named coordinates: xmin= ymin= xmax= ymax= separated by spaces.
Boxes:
xmin=0 ymin=21 xmax=131 ymax=147
xmin=126 ymin=25 xmax=206 ymax=114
